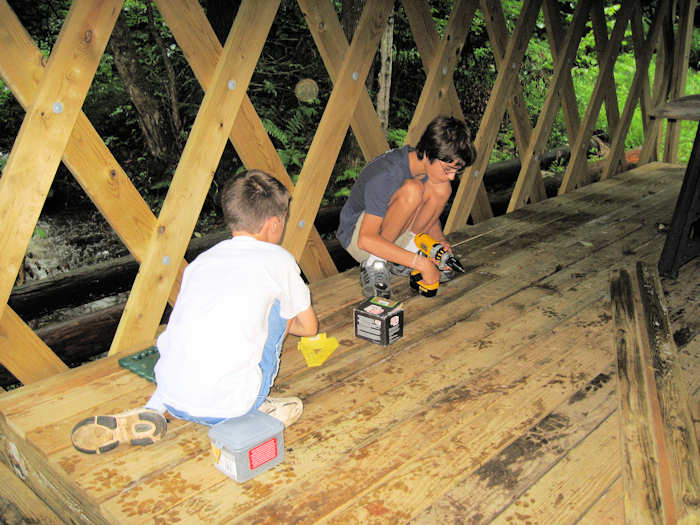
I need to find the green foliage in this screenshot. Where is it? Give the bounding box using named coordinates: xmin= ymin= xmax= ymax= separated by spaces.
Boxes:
xmin=262 ymin=101 xmax=320 ymax=177
xmin=33 ymin=226 xmax=48 ymax=239
xmin=333 ymin=166 xmax=361 ymax=199
xmin=386 ymin=128 xmax=407 ymax=148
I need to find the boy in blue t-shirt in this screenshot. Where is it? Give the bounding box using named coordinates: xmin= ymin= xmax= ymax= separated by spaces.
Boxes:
xmin=336 ymin=116 xmax=476 ymax=298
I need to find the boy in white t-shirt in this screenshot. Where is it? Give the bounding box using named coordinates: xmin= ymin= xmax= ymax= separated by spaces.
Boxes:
xmin=71 ymin=170 xmax=318 ymax=454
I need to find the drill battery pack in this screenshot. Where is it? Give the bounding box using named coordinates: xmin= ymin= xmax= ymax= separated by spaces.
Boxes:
xmin=409 ymin=271 xmax=439 ymax=297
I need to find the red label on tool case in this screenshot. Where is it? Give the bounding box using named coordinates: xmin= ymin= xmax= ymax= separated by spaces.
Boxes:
xmin=249 ymin=438 xmax=278 ymax=470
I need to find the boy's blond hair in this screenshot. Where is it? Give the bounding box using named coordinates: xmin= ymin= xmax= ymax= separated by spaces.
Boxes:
xmin=221 ymin=170 xmax=290 ymax=233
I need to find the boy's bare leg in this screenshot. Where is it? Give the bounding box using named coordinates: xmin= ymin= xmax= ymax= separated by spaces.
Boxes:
xmin=379 ymin=178 xmax=424 ymax=242
xmin=407 ymin=180 xmax=452 ymax=234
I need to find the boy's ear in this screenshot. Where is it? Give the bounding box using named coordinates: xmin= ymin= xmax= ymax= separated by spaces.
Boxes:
xmin=259 ymin=214 xmax=284 ymax=242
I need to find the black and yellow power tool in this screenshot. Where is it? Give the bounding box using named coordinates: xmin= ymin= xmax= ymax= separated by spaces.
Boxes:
xmin=409 ymin=233 xmax=465 ymax=297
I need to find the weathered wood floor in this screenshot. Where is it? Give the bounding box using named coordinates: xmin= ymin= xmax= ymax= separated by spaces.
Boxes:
xmin=1 ymin=162 xmax=698 ymax=524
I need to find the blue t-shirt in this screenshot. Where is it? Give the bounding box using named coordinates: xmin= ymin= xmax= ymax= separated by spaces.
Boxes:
xmin=336 ymin=146 xmax=413 ymax=248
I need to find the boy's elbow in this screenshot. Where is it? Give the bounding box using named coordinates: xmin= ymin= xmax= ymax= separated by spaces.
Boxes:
xmin=293 ymin=307 xmax=318 ymax=337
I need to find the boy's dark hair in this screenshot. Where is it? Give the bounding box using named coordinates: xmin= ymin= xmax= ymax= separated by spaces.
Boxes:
xmin=221 ymin=169 xmax=290 ymax=233
xmin=415 ymin=116 xmax=477 ymax=170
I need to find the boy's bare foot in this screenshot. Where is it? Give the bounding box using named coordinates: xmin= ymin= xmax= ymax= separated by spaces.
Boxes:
xmin=71 ymin=408 xmax=167 ymax=454
xmin=258 ymin=397 xmax=303 ymax=427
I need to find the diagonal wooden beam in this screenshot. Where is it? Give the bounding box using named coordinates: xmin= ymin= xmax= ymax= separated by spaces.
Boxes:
xmin=602 ymin=0 xmax=670 ymax=181
xmin=401 ymin=0 xmax=493 ymax=223
xmin=639 ymin=7 xmax=676 ymax=165
xmin=664 ymin=0 xmax=696 ymax=163
xmin=445 ymin=0 xmax=543 ymax=233
xmin=0 ymin=0 xmax=122 ymax=321
xmin=542 ymin=0 xmax=583 ymax=145
xmin=590 ymin=0 xmax=621 ymax=134
xmin=630 ymin=8 xmax=652 ymax=132
xmin=283 ymin=0 xmax=394 ymax=261
xmin=405 ymin=0 xmax=476 ymax=145
xmin=156 ymin=0 xmax=336 ymax=282
xmin=110 ymin=0 xmax=280 ymax=354
xmin=0 ymin=0 xmax=193 ymax=295
xmin=0 ymin=308 xmax=68 ymax=385
xmin=481 ymin=0 xmax=546 ymax=207
xmin=0 ymin=0 xmax=194 ymax=383
xmin=0 ymin=0 xmax=122 ymax=380
xmin=507 ymin=0 xmax=592 ymax=213
xmin=298 ymin=0 xmax=389 ymax=161
xmin=558 ymin=0 xmax=634 ymax=194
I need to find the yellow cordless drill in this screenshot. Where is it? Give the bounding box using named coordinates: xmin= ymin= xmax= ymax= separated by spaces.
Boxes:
xmin=409 ymin=233 xmax=466 ymax=297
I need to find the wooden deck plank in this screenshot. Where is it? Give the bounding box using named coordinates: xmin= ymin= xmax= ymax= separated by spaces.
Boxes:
xmin=236 ymin=298 xmax=618 ymax=523
xmin=492 ymin=412 xmax=620 ymax=524
xmin=578 ymin=477 xmax=625 ymax=525
xmin=411 ymin=364 xmax=618 ymax=524
xmin=0 ymin=163 xmax=695 ymax=524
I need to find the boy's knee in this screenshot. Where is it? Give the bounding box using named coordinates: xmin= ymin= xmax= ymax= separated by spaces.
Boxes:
xmin=392 ymin=178 xmax=424 ymax=210
xmin=431 ymin=180 xmax=452 ymax=201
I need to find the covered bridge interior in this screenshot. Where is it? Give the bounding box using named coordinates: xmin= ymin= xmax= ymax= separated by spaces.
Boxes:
xmin=0 ymin=0 xmax=699 ymax=523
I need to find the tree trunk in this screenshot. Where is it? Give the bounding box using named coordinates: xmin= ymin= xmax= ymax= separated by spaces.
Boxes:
xmin=376 ymin=10 xmax=394 ymax=133
xmin=109 ymin=12 xmax=174 ymax=163
xmin=146 ymin=2 xmax=183 ymax=148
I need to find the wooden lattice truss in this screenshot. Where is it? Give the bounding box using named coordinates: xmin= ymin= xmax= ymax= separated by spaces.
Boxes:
xmin=0 ymin=0 xmax=694 ymax=386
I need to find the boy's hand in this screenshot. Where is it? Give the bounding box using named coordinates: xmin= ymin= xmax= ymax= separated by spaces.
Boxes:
xmin=417 ymin=256 xmax=441 ymax=285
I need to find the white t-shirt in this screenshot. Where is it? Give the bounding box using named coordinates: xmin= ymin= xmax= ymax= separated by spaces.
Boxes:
xmin=153 ymin=236 xmax=311 ymax=418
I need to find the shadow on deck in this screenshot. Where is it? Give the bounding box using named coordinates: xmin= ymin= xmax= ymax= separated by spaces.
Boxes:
xmin=1 ymin=162 xmax=698 ymax=524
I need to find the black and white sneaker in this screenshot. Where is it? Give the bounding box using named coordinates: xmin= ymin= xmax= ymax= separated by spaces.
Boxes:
xmin=360 ymin=259 xmax=392 ymax=298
